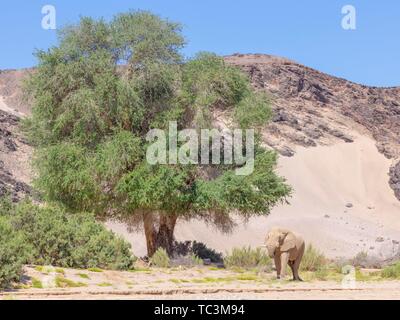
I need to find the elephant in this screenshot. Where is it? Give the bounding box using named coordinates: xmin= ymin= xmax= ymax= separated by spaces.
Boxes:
xmin=264 ymin=227 xmax=305 ymax=281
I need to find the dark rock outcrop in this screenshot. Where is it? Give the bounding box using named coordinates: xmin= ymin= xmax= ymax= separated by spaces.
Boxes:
xmin=390 ymin=162 xmax=400 ymax=201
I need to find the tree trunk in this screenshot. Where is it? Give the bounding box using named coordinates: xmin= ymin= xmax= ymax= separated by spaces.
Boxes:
xmin=143 ymin=211 xmax=157 ymax=257
xmin=143 ymin=212 xmax=177 ymax=257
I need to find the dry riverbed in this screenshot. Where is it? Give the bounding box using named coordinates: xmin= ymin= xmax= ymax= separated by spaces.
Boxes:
xmin=1 ymin=265 xmax=400 ymax=300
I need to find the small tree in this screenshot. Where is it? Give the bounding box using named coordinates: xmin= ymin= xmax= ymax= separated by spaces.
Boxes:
xmin=25 ymin=11 xmax=291 ymax=257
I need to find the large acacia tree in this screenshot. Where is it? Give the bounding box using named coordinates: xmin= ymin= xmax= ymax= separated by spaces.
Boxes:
xmin=25 ymin=11 xmax=291 ymax=256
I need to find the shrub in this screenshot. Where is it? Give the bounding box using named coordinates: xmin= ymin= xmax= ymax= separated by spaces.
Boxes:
xmin=4 ymin=200 xmax=136 ymax=270
xmin=172 ymin=240 xmax=223 ymax=263
xmin=300 ymin=244 xmax=327 ymax=272
xmin=224 ymin=246 xmax=272 ymax=270
xmin=150 ymin=248 xmax=170 ymax=268
xmin=31 ymin=277 xmax=43 ymax=289
xmin=55 ymin=276 xmax=86 ymax=288
xmin=350 ymin=251 xmax=382 ymax=269
xmin=381 ymin=262 xmax=400 ymax=279
xmin=170 ymin=253 xmax=203 ymax=267
xmin=192 ymin=241 xmax=223 ymax=263
xmin=0 ymin=217 xmax=32 ymax=289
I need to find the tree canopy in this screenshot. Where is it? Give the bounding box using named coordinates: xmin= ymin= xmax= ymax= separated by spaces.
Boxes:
xmin=24 ymin=10 xmax=291 ymax=256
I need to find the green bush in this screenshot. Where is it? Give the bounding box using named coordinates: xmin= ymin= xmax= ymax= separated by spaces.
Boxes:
xmin=2 ymin=200 xmax=136 ymax=270
xmin=0 ymin=217 xmax=32 ymax=289
xmin=300 ymin=244 xmax=327 ymax=272
xmin=172 ymin=240 xmax=223 ymax=263
xmin=224 ymin=246 xmax=272 ymax=270
xmin=381 ymin=262 xmax=400 ymax=279
xmin=150 ymin=248 xmax=170 ymax=268
xmin=192 ymin=241 xmax=223 ymax=263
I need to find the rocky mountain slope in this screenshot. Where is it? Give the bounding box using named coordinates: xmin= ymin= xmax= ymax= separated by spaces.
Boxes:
xmin=225 ymin=54 xmax=400 ymax=200
xmin=0 ymin=70 xmax=32 ymax=201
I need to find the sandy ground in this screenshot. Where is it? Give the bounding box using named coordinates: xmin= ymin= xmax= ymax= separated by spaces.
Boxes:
xmin=2 ymin=266 xmax=400 ymax=300
xmin=108 ymin=133 xmax=400 ymax=260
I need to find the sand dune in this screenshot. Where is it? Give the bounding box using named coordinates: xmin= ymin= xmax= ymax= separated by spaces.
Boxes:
xmin=108 ymin=133 xmax=400 ymax=259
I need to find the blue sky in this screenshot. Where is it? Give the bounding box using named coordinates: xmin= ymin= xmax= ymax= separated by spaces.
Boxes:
xmin=0 ymin=0 xmax=399 ymax=86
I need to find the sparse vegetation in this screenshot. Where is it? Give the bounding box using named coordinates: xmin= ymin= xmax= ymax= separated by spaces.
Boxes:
xmin=55 ymin=276 xmax=86 ymax=288
xmin=224 ymin=246 xmax=272 ymax=271
xmin=31 ymin=277 xmax=43 ymax=289
xmin=87 ymin=268 xmax=103 ymax=273
xmin=170 ymin=253 xmax=204 ymax=267
xmin=300 ymin=244 xmax=327 ymax=272
xmin=77 ymin=273 xmax=90 ymax=279
xmin=55 ymin=268 xmax=65 ymax=275
xmin=150 ymin=248 xmax=170 ymax=268
xmin=350 ymin=251 xmax=382 ymax=269
xmin=381 ymin=261 xmax=400 ymax=279
xmin=34 ymin=266 xmax=44 ymax=273
xmin=97 ymin=282 xmax=112 ymax=287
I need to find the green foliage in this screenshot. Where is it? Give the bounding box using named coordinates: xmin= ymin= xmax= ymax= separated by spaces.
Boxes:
xmin=111 ymin=10 xmax=185 ymax=66
xmin=194 ymin=150 xmax=291 ymax=214
xmin=33 ymin=143 xmax=99 ymax=212
xmin=234 ymin=92 xmax=272 ymax=128
xmin=96 ymin=131 xmax=143 ymax=181
xmin=182 ymin=53 xmax=251 ymax=120
xmin=77 ymin=273 xmax=90 ymax=279
xmin=190 ymin=254 xmax=204 ymax=266
xmin=117 ymin=164 xmax=195 ymax=214
xmin=224 ymin=247 xmax=272 ymax=270
xmin=300 ymin=244 xmax=327 ymax=272
xmin=0 ymin=217 xmax=32 ymax=289
xmin=3 ymin=200 xmax=135 ymax=270
xmin=150 ymin=248 xmax=170 ymax=268
xmin=381 ymin=262 xmax=400 ymax=279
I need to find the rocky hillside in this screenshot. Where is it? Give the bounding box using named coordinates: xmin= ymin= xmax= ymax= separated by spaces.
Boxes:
xmin=225 ymin=54 xmax=400 ymax=200
xmin=0 ymin=70 xmax=32 ymax=201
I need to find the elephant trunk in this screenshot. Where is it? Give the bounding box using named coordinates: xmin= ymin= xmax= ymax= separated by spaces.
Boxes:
xmin=266 ymin=244 xmax=276 ymax=258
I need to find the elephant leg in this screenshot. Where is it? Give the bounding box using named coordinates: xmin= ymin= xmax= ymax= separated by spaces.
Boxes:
xmin=292 ymin=253 xmax=304 ymax=281
xmin=280 ymin=252 xmax=289 ymax=279
xmin=274 ymin=255 xmax=281 ymax=279
xmin=292 ymin=258 xmax=303 ymax=281
xmin=288 ymin=260 xmax=296 ymax=280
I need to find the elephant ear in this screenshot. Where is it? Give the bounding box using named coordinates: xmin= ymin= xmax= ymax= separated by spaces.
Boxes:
xmin=280 ymin=231 xmax=296 ymax=252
